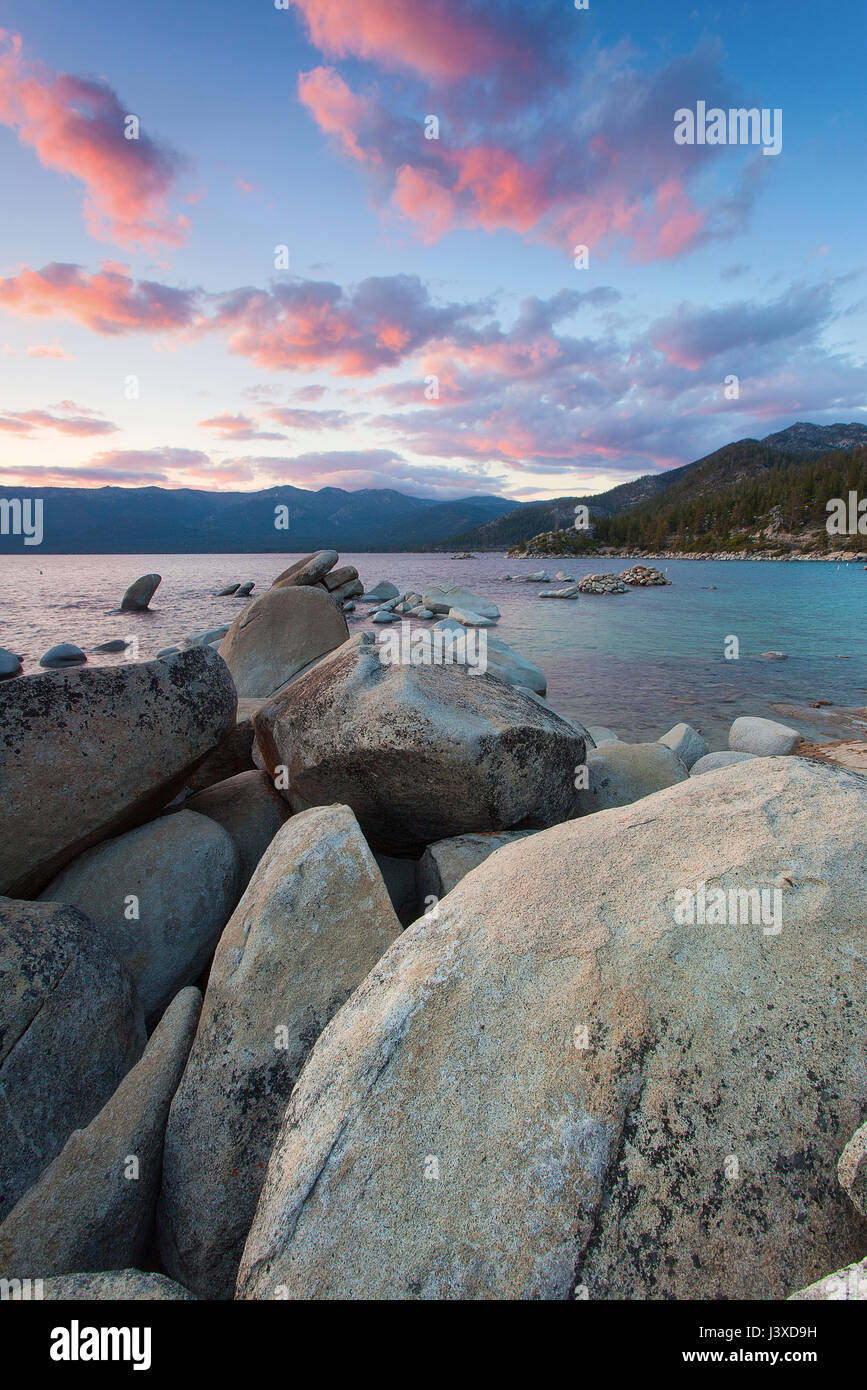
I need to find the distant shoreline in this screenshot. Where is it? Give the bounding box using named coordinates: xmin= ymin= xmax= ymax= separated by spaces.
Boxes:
xmin=1 ymin=547 xmax=866 ymax=561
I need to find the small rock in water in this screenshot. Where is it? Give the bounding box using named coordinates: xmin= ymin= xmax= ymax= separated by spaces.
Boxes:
xmin=156 ymin=646 xmax=180 ymax=658
xmin=729 ymin=715 xmax=802 ymax=756
xmin=92 ymin=639 xmax=130 ymax=653
xmin=120 ymin=573 xmax=161 ymax=612
xmin=39 ymin=643 xmax=87 ymax=668
xmin=759 ymin=651 xmax=787 ymax=661
xmin=620 ymin=565 xmax=670 ymax=587
xmin=360 ymin=580 xmax=401 ymax=603
xmin=0 ymin=648 xmax=22 ymax=679
xmin=689 ymin=750 xmax=757 ymax=777
xmin=343 ymin=600 xmax=356 ymax=613
xmin=272 ymin=551 xmax=339 ymax=589
xmin=372 ymin=609 xmax=398 ymax=623
xmin=577 ymin=573 xmax=629 ymax=595
xmin=217 ymin=584 xmax=240 ymax=596
xmin=657 ymin=722 xmax=708 ymax=770
xmin=448 ymin=606 xmax=496 ymax=627
xmin=423 ymin=586 xmax=500 ymax=619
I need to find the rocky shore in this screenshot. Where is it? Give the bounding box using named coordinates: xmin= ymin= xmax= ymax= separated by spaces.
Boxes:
xmin=1 ymin=549 xmax=865 ymax=1301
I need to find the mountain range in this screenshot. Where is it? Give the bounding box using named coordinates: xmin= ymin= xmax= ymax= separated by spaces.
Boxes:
xmin=0 ymin=422 xmax=864 ymax=554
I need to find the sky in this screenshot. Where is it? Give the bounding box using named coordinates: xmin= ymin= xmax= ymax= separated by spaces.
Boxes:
xmin=0 ymin=0 xmax=864 ymax=502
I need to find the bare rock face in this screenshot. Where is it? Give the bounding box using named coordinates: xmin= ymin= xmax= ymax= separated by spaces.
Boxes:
xmin=184 ymin=770 xmax=291 ymax=890
xmin=237 ymin=758 xmax=867 ymax=1301
xmin=838 ymin=1121 xmax=867 ymax=1218
xmin=40 ymin=1269 xmax=195 ymax=1300
xmin=120 ymin=573 xmax=161 ymax=611
xmin=158 ymin=804 xmax=401 ymax=1300
xmin=417 ymin=830 xmax=535 ymax=902
xmin=0 ymin=648 xmax=237 ymax=898
xmin=252 ymin=632 xmax=586 ymax=852
xmin=575 ymin=741 xmax=689 ymax=813
xmin=217 ymin=585 xmax=348 ymax=699
xmin=39 ymin=812 xmax=241 ymax=1021
xmin=789 ymin=1257 xmax=867 ymax=1301
xmin=0 ymin=899 xmax=145 ymax=1222
xmin=271 ymin=551 xmax=339 ymax=588
xmin=0 ymin=988 xmax=201 ymax=1280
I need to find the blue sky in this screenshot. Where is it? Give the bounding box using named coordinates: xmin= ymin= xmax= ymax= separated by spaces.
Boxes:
xmin=0 ymin=0 xmax=864 ymax=500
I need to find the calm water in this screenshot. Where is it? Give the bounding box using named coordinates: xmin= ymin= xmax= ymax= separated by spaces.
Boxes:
xmin=1 ymin=552 xmax=865 ymax=750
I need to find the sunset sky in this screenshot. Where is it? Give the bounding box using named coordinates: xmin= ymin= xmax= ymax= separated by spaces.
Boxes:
xmin=0 ymin=0 xmax=865 ymax=501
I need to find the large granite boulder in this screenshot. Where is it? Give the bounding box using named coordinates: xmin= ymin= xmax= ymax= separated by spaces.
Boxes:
xmin=217 ymin=585 xmax=348 ymax=699
xmin=39 ymin=812 xmax=241 ymax=1020
xmin=657 ymin=723 xmax=707 ymax=770
xmin=417 ymin=830 xmax=534 ymax=903
xmin=40 ymin=1269 xmax=195 ymax=1300
xmin=0 ymin=648 xmax=237 ymax=898
xmin=422 ymin=586 xmax=499 ymax=619
xmin=158 ymin=805 xmax=401 ymax=1299
xmin=0 ymin=988 xmax=200 ymax=1279
xmin=0 ymin=899 xmax=145 ymax=1222
xmin=789 ymin=1258 xmax=867 ymax=1301
xmin=252 ymin=633 xmax=585 ymax=852
xmin=271 ymin=551 xmax=339 ymax=588
xmin=838 ymin=1121 xmax=867 ymax=1219
xmin=575 ymin=741 xmax=689 ymax=813
xmin=237 ymin=758 xmax=867 ymax=1301
xmin=184 ymin=771 xmax=291 ymax=890
xmin=729 ymin=716 xmax=802 ymax=757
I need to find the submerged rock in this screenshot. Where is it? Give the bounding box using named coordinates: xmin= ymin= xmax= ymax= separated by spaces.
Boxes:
xmin=422 ymin=586 xmax=499 ymax=619
xmin=0 ymin=648 xmax=22 ymax=678
xmin=360 ymin=580 xmax=400 ymax=603
xmin=39 ymin=643 xmax=86 ymax=668
xmin=120 ymin=573 xmax=161 ymax=611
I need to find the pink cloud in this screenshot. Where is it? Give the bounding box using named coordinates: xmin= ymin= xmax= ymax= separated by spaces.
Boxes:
xmin=392 ymin=166 xmax=456 ymax=244
xmin=198 ymin=412 xmax=285 ymax=441
xmin=26 ymin=339 xmax=72 ymax=358
xmin=0 ymin=261 xmax=198 ymax=334
xmin=298 ymin=67 xmax=382 ymax=164
xmin=0 ymin=31 xmax=189 ymax=251
xmin=289 ymin=0 xmax=516 ymax=81
xmin=0 ymin=401 xmax=117 ymax=436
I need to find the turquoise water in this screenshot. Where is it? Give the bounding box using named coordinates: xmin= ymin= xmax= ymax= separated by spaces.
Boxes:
xmin=1 ymin=552 xmax=864 ymax=750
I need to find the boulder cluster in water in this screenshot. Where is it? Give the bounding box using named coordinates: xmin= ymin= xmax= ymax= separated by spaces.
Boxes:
xmin=0 ymin=549 xmax=865 ymax=1302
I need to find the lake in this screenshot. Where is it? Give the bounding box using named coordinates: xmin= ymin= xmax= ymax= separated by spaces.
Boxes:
xmin=1 ymin=552 xmax=864 ymax=751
